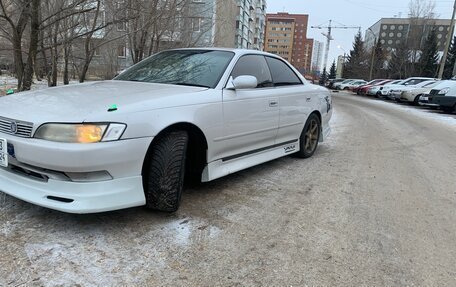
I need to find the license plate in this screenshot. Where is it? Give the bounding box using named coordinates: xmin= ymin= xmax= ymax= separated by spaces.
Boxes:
xmin=0 ymin=138 xmax=8 ymax=167
xmin=422 ymin=97 xmax=428 ymax=101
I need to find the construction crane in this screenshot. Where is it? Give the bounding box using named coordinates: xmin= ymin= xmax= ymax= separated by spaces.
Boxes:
xmin=311 ymin=20 xmax=361 ymax=73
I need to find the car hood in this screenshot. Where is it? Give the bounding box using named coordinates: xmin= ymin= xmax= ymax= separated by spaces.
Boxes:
xmin=383 ymin=84 xmax=404 ymax=89
xmin=0 ymin=81 xmax=208 ymax=123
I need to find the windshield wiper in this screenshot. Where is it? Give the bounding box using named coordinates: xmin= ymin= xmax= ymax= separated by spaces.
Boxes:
xmin=172 ymin=82 xmax=211 ymax=88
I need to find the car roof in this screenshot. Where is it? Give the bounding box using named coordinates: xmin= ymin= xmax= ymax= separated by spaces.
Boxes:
xmin=166 ymin=47 xmax=280 ymax=58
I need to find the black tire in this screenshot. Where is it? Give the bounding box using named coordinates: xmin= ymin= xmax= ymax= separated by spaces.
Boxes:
xmin=296 ymin=114 xmax=321 ymax=158
xmin=413 ymin=95 xmax=421 ymax=106
xmin=144 ymin=130 xmax=188 ymax=212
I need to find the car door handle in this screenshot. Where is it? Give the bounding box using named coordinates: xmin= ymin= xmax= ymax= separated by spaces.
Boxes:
xmin=306 ymin=97 xmax=312 ymax=102
xmin=269 ymin=100 xmax=278 ymax=107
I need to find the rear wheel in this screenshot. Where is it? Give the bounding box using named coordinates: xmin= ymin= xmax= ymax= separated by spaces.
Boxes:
xmin=413 ymin=95 xmax=421 ymax=106
xmin=143 ymin=130 xmax=188 ymax=212
xmin=296 ymin=114 xmax=321 ymax=158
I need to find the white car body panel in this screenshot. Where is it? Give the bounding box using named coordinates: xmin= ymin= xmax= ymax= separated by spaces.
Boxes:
xmin=0 ymin=48 xmax=332 ymax=213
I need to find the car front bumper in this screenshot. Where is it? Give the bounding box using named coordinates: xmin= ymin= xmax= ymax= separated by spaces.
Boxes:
xmin=0 ymin=133 xmax=153 ymax=213
xmin=432 ymin=96 xmax=456 ymax=107
xmin=418 ymin=95 xmax=439 ymax=107
xmin=0 ymin=169 xmax=145 ymax=213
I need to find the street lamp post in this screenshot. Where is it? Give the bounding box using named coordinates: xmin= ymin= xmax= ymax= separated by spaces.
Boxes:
xmin=368 ymin=28 xmax=377 ymax=81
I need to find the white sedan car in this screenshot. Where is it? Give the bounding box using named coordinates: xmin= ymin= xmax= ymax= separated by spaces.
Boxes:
xmin=389 ymin=80 xmax=437 ymax=101
xmin=400 ymin=81 xmax=440 ymax=105
xmin=0 ymin=48 xmax=332 ymax=213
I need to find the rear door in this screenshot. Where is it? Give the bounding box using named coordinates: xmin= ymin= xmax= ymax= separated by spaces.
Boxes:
xmin=264 ymin=56 xmax=315 ymax=145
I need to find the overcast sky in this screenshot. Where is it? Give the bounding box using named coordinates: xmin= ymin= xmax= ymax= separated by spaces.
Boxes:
xmin=267 ymin=0 xmax=454 ymax=71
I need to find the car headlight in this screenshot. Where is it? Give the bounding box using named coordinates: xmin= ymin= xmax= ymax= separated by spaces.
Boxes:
xmin=35 ymin=123 xmax=126 ymax=143
xmin=438 ymin=87 xmax=450 ymax=95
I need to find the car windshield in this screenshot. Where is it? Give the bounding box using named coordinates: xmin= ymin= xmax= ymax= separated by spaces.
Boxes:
xmin=114 ymin=50 xmax=235 ymax=88
xmin=421 ymin=81 xmax=437 ymax=87
xmin=403 ymin=79 xmax=430 ymax=86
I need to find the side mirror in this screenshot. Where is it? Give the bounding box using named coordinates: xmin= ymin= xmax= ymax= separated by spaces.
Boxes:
xmin=227 ymin=75 xmax=258 ymax=90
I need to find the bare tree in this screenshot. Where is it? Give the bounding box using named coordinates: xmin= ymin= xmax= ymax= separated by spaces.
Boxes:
xmin=0 ymin=0 xmax=31 ymax=90
xmin=407 ymin=0 xmax=437 ymax=75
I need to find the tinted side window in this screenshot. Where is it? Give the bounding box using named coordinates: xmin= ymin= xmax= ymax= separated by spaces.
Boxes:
xmin=265 ymin=57 xmax=302 ymax=86
xmin=231 ymin=55 xmax=273 ymax=88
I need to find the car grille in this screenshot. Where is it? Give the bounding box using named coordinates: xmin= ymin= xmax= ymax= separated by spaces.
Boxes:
xmin=429 ymin=89 xmax=439 ymax=96
xmin=0 ymin=116 xmax=34 ymax=138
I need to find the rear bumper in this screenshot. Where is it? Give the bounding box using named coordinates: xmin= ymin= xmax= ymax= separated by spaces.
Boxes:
xmin=0 ymin=167 xmax=145 ymax=213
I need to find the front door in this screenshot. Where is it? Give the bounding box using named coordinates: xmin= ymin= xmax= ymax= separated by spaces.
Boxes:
xmin=219 ymin=55 xmax=280 ymax=160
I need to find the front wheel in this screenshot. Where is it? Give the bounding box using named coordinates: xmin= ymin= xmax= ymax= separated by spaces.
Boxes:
xmin=413 ymin=95 xmax=421 ymax=105
xmin=296 ymin=114 xmax=321 ymax=158
xmin=143 ymin=130 xmax=188 ymax=212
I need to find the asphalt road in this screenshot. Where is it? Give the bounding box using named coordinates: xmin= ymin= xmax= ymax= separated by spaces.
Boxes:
xmin=1 ymin=92 xmax=456 ymax=286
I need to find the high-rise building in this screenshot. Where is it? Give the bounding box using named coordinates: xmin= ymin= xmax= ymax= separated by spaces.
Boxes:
xmin=235 ymin=0 xmax=267 ymax=50
xmin=365 ymin=18 xmax=453 ymax=53
xmin=311 ymin=40 xmax=324 ymax=73
xmin=184 ymin=0 xmax=238 ymax=48
xmin=264 ymin=12 xmax=314 ymax=75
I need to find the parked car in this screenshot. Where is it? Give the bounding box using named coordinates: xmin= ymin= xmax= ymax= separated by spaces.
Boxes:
xmin=382 ymin=77 xmax=435 ymax=99
xmin=400 ymin=81 xmax=441 ymax=105
xmin=327 ymin=78 xmax=345 ymax=89
xmin=338 ymin=80 xmax=366 ymax=90
xmin=367 ymin=80 xmax=398 ymax=96
xmin=357 ymin=79 xmax=390 ymax=95
xmin=334 ymin=79 xmax=360 ymax=90
xmin=0 ymin=48 xmax=332 ymax=213
xmin=389 ymin=80 xmax=437 ymax=101
xmin=378 ymin=80 xmax=406 ymax=97
xmin=353 ymin=79 xmax=385 ymax=94
xmin=429 ymin=79 xmax=456 ymax=113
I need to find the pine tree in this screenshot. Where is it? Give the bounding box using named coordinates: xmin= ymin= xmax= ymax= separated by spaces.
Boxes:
xmin=319 ymin=67 xmax=328 ymax=85
xmin=343 ymin=31 xmax=368 ymax=79
xmin=388 ymin=40 xmax=411 ymax=79
xmin=418 ymin=29 xmax=439 ymax=77
xmin=372 ymin=40 xmax=387 ymax=79
xmin=329 ymin=61 xmax=337 ymax=79
xmin=443 ymin=36 xmax=456 ymax=79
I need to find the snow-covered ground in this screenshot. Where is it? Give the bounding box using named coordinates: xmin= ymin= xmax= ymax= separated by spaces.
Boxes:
xmin=336 ymin=91 xmax=456 ymax=127
xmin=0 ymin=75 xmax=80 ymax=96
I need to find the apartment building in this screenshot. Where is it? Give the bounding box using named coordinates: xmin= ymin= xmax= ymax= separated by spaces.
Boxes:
xmin=365 ymin=17 xmax=453 ymax=52
xmin=311 ymin=40 xmax=324 ymax=73
xmin=235 ymin=0 xmax=267 ymax=50
xmin=265 ymin=12 xmax=314 ymax=75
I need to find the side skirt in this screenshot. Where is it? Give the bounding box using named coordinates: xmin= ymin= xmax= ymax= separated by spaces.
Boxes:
xmin=201 ymin=140 xmax=299 ymax=182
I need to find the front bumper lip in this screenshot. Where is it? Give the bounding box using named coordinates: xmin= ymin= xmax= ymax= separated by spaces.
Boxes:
xmin=0 ymin=167 xmax=146 ymax=213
